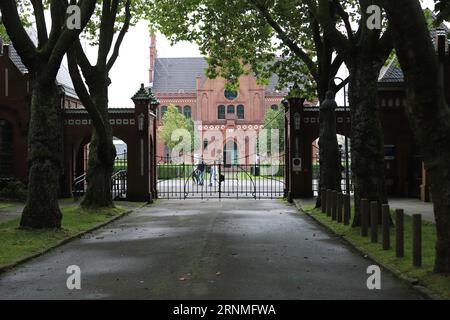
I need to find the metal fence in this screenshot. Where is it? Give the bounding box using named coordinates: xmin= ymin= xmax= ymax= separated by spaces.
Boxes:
xmin=73 ymin=151 xmax=127 ymax=200
xmin=157 ymin=162 xmax=285 ymax=200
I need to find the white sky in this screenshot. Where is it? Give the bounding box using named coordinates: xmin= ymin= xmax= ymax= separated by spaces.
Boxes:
xmin=99 ymin=0 xmax=436 ymax=108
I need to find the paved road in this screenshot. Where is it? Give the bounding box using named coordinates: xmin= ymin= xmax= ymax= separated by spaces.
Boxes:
xmin=0 ymin=200 xmax=422 ymax=300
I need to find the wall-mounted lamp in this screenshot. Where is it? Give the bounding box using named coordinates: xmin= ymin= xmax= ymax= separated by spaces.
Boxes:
xmin=138 ymin=113 xmax=145 ymax=132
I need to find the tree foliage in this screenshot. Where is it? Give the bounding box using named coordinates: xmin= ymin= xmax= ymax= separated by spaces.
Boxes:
xmin=435 ymin=0 xmax=450 ymax=22
xmin=158 ymin=105 xmax=199 ymax=152
xmin=147 ymin=0 xmax=319 ymax=99
xmin=261 ymin=104 xmax=285 ymax=155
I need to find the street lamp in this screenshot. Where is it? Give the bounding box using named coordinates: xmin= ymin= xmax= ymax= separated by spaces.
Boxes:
xmin=330 ymin=77 xmax=351 ymax=194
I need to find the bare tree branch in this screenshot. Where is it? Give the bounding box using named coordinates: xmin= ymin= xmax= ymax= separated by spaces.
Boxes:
xmin=44 ymin=0 xmax=96 ymax=84
xmin=67 ymin=47 xmax=107 ymax=138
xmin=30 ymin=0 xmax=49 ymax=47
xmin=106 ymin=0 xmax=131 ymax=71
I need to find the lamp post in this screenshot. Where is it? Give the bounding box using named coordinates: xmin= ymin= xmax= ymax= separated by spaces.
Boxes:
xmin=331 ymin=77 xmax=351 ymax=194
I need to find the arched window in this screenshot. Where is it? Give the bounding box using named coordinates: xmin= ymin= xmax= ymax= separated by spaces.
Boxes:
xmin=218 ymin=105 xmax=226 ymax=119
xmin=203 ymin=139 xmax=209 ymax=151
xmin=160 ymin=106 xmax=168 ymax=119
xmin=183 ymin=106 xmax=192 ymax=119
xmin=227 ymin=105 xmax=235 ymax=114
xmin=271 ymin=104 xmax=279 ymax=111
xmin=176 ymin=105 xmax=182 ymax=113
xmin=237 ymin=105 xmax=245 ymax=119
xmin=0 ymin=119 xmax=13 ymax=177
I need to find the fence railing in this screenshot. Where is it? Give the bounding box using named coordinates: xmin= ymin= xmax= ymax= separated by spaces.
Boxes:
xmin=72 ymin=151 xmax=128 ymax=200
xmin=157 ymin=163 xmax=285 ymax=200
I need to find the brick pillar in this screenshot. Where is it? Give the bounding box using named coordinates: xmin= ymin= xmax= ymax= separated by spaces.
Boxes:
xmin=286 ymin=97 xmax=312 ymax=201
xmin=148 ymin=87 xmax=160 ymax=201
xmin=129 ymin=84 xmax=151 ymax=202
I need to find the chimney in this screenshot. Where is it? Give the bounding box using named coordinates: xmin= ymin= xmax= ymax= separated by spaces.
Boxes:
xmin=149 ymin=34 xmax=157 ymax=84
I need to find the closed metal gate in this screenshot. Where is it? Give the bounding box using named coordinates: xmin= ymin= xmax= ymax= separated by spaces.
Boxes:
xmin=157 ymin=160 xmax=285 ymax=200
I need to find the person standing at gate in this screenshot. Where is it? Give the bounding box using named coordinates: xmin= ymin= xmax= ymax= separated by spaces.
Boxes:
xmin=210 ymin=161 xmax=217 ymax=187
xmin=197 ymin=159 xmax=205 ymax=186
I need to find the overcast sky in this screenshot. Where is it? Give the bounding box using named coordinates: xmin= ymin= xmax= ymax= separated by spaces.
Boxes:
xmin=104 ymin=0 xmax=437 ymax=108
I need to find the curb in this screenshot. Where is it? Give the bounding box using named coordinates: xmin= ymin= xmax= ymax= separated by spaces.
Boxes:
xmin=292 ymin=200 xmax=443 ymax=301
xmin=0 ymin=204 xmax=145 ymax=275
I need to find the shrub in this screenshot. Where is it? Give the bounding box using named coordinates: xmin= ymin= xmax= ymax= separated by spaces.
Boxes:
xmin=0 ymin=180 xmax=27 ymax=201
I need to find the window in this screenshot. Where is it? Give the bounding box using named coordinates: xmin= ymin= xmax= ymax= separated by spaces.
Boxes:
xmin=227 ymin=105 xmax=235 ymax=114
xmin=160 ymin=106 xmax=168 ymax=119
xmin=176 ymin=105 xmax=182 ymax=113
xmin=271 ymin=104 xmax=279 ymax=111
xmin=183 ymin=106 xmax=192 ymax=119
xmin=203 ymin=139 xmax=209 ymax=151
xmin=218 ymin=105 xmax=226 ymax=119
xmin=224 ymin=90 xmax=238 ymax=101
xmin=237 ymin=105 xmax=245 ymax=119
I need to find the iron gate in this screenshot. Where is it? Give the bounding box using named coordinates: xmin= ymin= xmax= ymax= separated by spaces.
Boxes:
xmin=73 ymin=151 xmax=127 ymax=200
xmin=157 ymin=160 xmax=285 ymax=200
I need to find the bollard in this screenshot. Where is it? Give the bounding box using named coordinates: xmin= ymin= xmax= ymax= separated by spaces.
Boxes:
xmin=337 ymin=193 xmax=343 ymax=223
xmin=395 ymin=209 xmax=404 ymax=258
xmin=413 ymin=214 xmax=422 ymax=267
xmin=332 ymin=191 xmax=338 ymax=220
xmin=326 ymin=190 xmax=332 ymax=217
xmin=382 ymin=204 xmax=390 ymax=250
xmin=370 ymin=201 xmax=378 ymax=243
xmin=344 ymin=194 xmax=351 ymax=226
xmin=321 ymin=188 xmax=327 ymax=213
xmin=361 ymin=199 xmax=369 ymax=237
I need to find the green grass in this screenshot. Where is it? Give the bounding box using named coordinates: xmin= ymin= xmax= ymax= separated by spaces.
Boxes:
xmin=0 ymin=205 xmax=127 ymax=269
xmin=302 ymin=205 xmax=450 ymax=300
xmin=0 ymin=203 xmax=14 ymax=210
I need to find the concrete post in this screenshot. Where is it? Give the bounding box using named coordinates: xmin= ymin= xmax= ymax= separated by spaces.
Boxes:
xmin=332 ymin=191 xmax=338 ymax=221
xmin=337 ymin=193 xmax=343 ymax=223
xmin=382 ymin=204 xmax=390 ymax=250
xmin=321 ymin=188 xmax=327 ymax=214
xmin=370 ymin=201 xmax=378 ymax=243
xmin=395 ymin=209 xmax=404 ymax=258
xmin=361 ymin=199 xmax=369 ymax=237
xmin=344 ymin=194 xmax=351 ymax=226
xmin=413 ymin=214 xmax=422 ymax=267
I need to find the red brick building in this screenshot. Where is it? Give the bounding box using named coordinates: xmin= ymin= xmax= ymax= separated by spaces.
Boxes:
xmin=149 ymin=36 xmax=292 ymax=164
xmin=0 ymin=38 xmax=82 ymax=182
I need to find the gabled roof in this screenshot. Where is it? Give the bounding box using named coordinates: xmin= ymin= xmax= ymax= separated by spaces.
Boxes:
xmin=152 ymin=57 xmax=285 ymax=94
xmin=2 ymin=33 xmax=79 ymax=99
xmin=378 ymin=26 xmax=450 ymax=85
xmin=153 ymin=57 xmax=208 ymax=93
xmin=378 ymin=58 xmax=404 ymax=84
xmin=132 ymin=83 xmax=159 ymax=105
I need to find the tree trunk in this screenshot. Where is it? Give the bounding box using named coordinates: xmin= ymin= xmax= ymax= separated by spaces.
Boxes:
xmin=382 ymin=0 xmax=450 ymax=274
xmin=318 ymin=91 xmax=341 ymax=195
xmin=20 ymin=77 xmax=63 ymax=229
xmin=348 ymin=58 xmax=388 ymax=227
xmin=81 ymin=88 xmax=116 ymax=209
xmin=315 ymin=78 xmax=341 ymax=208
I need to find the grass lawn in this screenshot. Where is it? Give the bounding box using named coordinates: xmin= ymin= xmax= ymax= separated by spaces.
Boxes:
xmin=0 ymin=203 xmax=14 ymax=210
xmin=0 ymin=205 xmax=127 ymax=270
xmin=302 ymin=205 xmax=450 ymax=300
